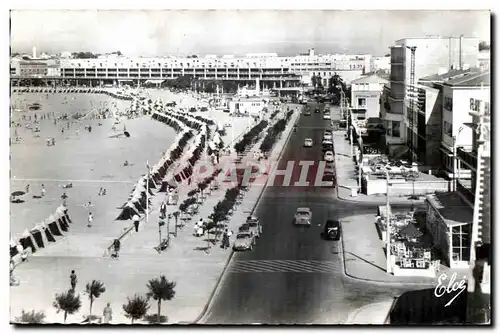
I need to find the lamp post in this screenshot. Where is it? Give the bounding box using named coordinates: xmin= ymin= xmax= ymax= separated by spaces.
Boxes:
xmin=452 ymin=125 xmax=465 ymax=192
xmin=385 ymin=168 xmax=392 ymax=274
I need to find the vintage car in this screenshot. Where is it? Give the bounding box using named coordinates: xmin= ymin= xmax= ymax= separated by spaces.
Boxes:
xmin=233 ymin=232 xmax=256 ymax=251
xmin=304 ymin=138 xmax=313 ymax=147
xmin=246 ymin=216 xmax=263 ymax=237
xmin=294 ymin=207 xmax=312 ymax=226
xmin=323 ymin=219 xmax=341 ymax=240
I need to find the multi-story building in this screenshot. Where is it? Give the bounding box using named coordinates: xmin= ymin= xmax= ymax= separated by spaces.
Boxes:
xmin=20 ymin=52 xmax=369 ymax=88
xmin=350 ymin=73 xmax=388 ymax=119
xmin=370 ymin=55 xmax=391 ymax=72
xmin=380 ymin=36 xmax=480 ymax=155
xmin=438 ymin=71 xmax=489 ymax=182
xmin=10 ymin=59 xmax=48 ymax=77
xmin=47 ymin=65 xmax=61 ymax=77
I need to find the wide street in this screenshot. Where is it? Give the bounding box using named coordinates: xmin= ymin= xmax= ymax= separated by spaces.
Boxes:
xmin=201 ymin=103 xmax=421 ymax=324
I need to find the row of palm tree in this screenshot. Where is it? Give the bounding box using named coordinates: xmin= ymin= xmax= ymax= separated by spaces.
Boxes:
xmin=18 ymin=276 xmax=176 ymax=324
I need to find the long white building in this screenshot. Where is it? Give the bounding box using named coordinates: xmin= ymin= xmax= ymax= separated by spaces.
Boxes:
xmin=31 ymin=50 xmax=371 ymax=87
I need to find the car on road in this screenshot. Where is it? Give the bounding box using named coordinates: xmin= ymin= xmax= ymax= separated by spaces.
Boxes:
xmin=324 ymin=129 xmax=332 ymax=136
xmin=294 ymin=207 xmax=312 ymax=226
xmin=315 ymin=108 xmax=320 ymax=113
xmin=303 ymin=138 xmax=313 ymax=147
xmin=322 ymin=140 xmax=334 ymax=153
xmin=246 ymin=216 xmax=263 ymax=237
xmin=324 ymin=151 xmax=334 ymax=162
xmin=304 ymin=109 xmax=311 ymax=116
xmin=323 ymin=219 xmax=341 ymax=240
xmin=323 ymin=133 xmax=333 ymax=141
xmin=233 ymin=232 xmax=256 ymax=251
xmin=323 ymin=114 xmax=331 ymax=120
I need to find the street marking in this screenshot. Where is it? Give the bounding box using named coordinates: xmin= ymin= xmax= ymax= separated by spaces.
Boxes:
xmin=228 ymin=260 xmax=341 ymax=274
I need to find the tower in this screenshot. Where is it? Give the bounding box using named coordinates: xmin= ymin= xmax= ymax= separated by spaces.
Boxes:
xmin=32 ymin=46 xmax=37 ymax=59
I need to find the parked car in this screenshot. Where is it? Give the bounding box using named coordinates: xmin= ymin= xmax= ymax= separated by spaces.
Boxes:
xmin=294 ymin=207 xmax=312 ymax=226
xmin=246 ymin=216 xmax=263 ymax=237
xmin=324 ymin=130 xmax=332 ymax=136
xmin=324 ymin=151 xmax=334 ymax=162
xmin=323 ymin=114 xmax=331 ymax=120
xmin=315 ymin=108 xmax=320 ymax=113
xmin=304 ymin=138 xmax=313 ymax=147
xmin=322 ymin=141 xmax=334 ymax=153
xmin=323 ymin=219 xmax=341 ymax=240
xmin=323 ymin=134 xmax=333 ymax=141
xmin=233 ymin=232 xmax=256 ymax=251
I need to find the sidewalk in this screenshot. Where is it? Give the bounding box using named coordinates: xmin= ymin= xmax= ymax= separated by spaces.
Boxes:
xmin=344 ymin=300 xmax=394 ymax=324
xmin=341 ymin=213 xmax=468 ymax=286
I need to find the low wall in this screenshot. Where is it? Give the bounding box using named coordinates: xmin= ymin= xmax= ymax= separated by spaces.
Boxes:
xmin=11 ymin=87 xmax=134 ymax=100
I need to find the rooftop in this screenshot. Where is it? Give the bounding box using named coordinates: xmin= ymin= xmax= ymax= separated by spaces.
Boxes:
xmin=443 ymin=71 xmax=490 ymax=87
xmin=351 ymin=73 xmax=389 ymax=85
xmin=425 ymin=192 xmax=473 ymax=227
xmin=418 ymin=68 xmax=478 ymax=83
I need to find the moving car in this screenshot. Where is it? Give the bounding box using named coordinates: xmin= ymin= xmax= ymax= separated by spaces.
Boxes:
xmin=315 ymin=108 xmax=320 ymax=113
xmin=294 ymin=207 xmax=312 ymax=226
xmin=303 ymin=138 xmax=313 ymax=147
xmin=323 ymin=114 xmax=331 ymax=120
xmin=304 ymin=109 xmax=311 ymax=116
xmin=323 ymin=133 xmax=333 ymax=141
xmin=233 ymin=232 xmax=256 ymax=251
xmin=246 ymin=216 xmax=263 ymax=238
xmin=323 ymin=219 xmax=341 ymax=240
xmin=324 ymin=151 xmax=334 ymax=162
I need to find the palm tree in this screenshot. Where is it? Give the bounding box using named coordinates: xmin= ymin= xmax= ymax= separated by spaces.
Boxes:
xmin=15 ymin=309 xmax=46 ymax=324
xmin=146 ymin=276 xmax=177 ymax=323
xmin=172 ymin=211 xmax=180 ymax=237
xmin=53 ymin=290 xmax=82 ymax=323
xmin=123 ymin=294 xmax=150 ymax=324
xmin=85 ymin=280 xmax=106 ymax=322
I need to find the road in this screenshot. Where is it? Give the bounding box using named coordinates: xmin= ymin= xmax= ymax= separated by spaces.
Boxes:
xmin=202 ymin=103 xmax=419 ymax=324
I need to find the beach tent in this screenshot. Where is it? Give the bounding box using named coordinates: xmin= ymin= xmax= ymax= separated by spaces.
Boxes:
xmin=10 ymin=239 xmax=19 ymax=258
xmin=19 ymin=229 xmax=36 ymax=253
xmin=116 ymin=204 xmax=140 ymax=221
xmin=30 ymin=226 xmax=46 ymax=249
xmin=57 ymin=217 xmax=69 ymax=232
xmin=48 ymin=220 xmax=63 ymax=236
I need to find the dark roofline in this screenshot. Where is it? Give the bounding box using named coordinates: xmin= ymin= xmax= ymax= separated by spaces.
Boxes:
xmin=442 ymin=72 xmax=490 ymax=87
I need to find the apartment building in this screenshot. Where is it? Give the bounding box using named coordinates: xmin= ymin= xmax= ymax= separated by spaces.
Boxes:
xmin=370 ymin=55 xmax=391 ymax=72
xmin=438 ymin=71 xmax=489 ymax=181
xmin=10 ymin=58 xmax=48 ymax=77
xmin=477 ymin=50 xmax=490 ymax=71
xmin=42 ymin=52 xmax=369 ymax=87
xmin=380 ymin=36 xmax=480 ymax=155
xmin=350 ymin=73 xmax=388 ymax=119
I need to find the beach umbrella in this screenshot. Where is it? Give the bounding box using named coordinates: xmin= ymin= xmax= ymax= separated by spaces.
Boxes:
xmin=11 ymin=191 xmax=25 ymax=197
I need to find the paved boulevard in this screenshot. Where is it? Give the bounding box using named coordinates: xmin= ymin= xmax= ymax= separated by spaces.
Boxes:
xmin=201 ymin=102 xmax=421 ymax=324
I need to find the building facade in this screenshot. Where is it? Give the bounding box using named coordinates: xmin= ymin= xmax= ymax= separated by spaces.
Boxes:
xmin=370 ymin=55 xmax=391 ymax=72
xmin=11 ymin=52 xmax=370 ymax=87
xmin=380 ymin=36 xmax=480 ymax=154
xmin=350 ymin=74 xmax=388 ymax=119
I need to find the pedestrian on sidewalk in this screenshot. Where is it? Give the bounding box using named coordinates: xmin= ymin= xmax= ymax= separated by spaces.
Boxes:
xmin=133 ymin=215 xmax=140 ymax=232
xmin=70 ymin=270 xmax=78 ymax=291
xmin=102 ymin=303 xmax=113 ymax=324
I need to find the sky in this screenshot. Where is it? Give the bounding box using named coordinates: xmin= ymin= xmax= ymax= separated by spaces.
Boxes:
xmin=10 ymin=10 xmax=491 ymax=57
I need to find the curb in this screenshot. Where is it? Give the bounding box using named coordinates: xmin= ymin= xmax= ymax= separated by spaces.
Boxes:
xmin=194 ymin=108 xmax=301 ymax=324
xmin=344 ymin=300 xmax=396 ymax=324
xmin=336 ymin=192 xmax=426 ymax=206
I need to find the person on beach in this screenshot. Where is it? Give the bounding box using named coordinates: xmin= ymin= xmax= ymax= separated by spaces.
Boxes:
xmin=102 ymin=303 xmax=113 ymax=324
xmin=88 ymin=212 xmax=93 ymax=227
xmin=112 ymin=239 xmax=121 ymax=258
xmin=25 ymin=184 xmax=30 ymax=193
xmin=98 ymin=187 xmax=103 ymax=196
xmin=41 ymin=184 xmax=46 ymax=197
xmin=160 ymin=201 xmax=167 ymax=219
xmin=76 ymin=129 xmax=79 ymax=136
xmin=70 ymin=270 xmax=78 ymax=291
xmin=61 ymin=127 xmax=64 ymax=134
xmin=102 ymin=188 xmax=106 ymax=196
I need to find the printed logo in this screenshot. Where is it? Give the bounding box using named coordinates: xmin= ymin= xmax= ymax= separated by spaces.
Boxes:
xmin=434 ymin=272 xmax=467 ymax=307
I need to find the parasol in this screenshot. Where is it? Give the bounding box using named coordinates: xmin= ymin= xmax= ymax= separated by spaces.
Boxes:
xmin=11 ymin=191 xmax=25 ymax=197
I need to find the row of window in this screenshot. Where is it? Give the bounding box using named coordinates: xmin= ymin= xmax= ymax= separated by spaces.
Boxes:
xmin=470 ymin=98 xmax=490 ymax=115
xmin=386 ymin=120 xmax=401 ymax=137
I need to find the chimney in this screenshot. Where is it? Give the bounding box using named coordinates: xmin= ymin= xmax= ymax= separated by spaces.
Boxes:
xmin=32 ymin=46 xmax=37 ymax=59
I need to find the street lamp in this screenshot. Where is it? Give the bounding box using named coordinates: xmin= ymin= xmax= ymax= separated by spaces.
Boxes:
xmin=452 ymin=125 xmax=465 ymax=192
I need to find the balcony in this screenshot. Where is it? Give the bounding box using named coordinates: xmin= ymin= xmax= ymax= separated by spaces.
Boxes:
xmin=457 ymin=146 xmax=477 ymax=170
